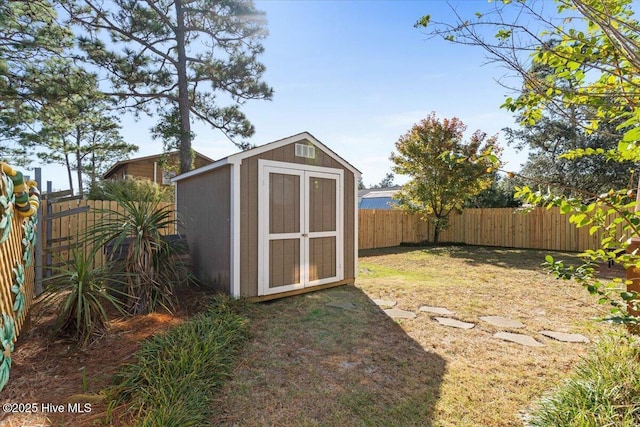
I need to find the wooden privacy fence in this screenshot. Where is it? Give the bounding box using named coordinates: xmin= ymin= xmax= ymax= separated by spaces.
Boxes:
xmin=41 ymin=198 xmax=176 ymax=274
xmin=359 ymin=207 xmax=608 ymax=252
xmin=0 ymin=210 xmax=36 ymax=336
xmin=0 ymin=163 xmax=40 ymax=391
xmin=43 ymin=203 xmax=613 ymax=270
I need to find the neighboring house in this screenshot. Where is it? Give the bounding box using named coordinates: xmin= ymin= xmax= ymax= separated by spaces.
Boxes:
xmin=102 ymin=151 xmax=215 ymax=185
xmin=358 ymin=186 xmax=401 ymax=210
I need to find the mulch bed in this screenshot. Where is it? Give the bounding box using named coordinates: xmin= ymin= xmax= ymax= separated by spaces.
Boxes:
xmin=0 ymin=288 xmax=212 ymax=427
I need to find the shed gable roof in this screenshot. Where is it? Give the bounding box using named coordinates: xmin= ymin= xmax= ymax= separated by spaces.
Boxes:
xmin=173 ymin=131 xmax=361 ymax=182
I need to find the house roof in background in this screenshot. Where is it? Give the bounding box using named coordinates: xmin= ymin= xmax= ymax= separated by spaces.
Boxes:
xmin=358 ymin=186 xmax=401 ymax=210
xmin=359 ymin=197 xmax=398 ymax=210
xmin=361 ymin=188 xmax=400 ymax=199
xmin=102 ymin=150 xmax=215 ymax=179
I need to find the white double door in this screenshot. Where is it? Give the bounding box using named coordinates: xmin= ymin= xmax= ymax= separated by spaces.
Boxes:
xmin=258 ymin=160 xmax=343 ymax=296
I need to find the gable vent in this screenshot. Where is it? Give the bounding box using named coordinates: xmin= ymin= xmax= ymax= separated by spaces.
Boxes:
xmin=295 ymin=143 xmax=316 ymax=159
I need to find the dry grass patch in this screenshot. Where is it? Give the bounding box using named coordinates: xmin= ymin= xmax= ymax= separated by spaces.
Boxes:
xmin=214 ymin=287 xmax=446 ymax=426
xmin=358 ymin=245 xmax=617 ymax=426
xmin=217 ymin=245 xmax=619 ymax=426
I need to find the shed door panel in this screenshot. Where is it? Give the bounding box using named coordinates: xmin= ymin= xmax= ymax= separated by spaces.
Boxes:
xmin=259 ymin=161 xmax=343 ymax=296
xmin=308 ymin=177 xmax=336 ymax=232
xmin=306 ymin=173 xmax=340 ymax=285
xmin=308 ymin=236 xmax=336 ymax=282
xmin=269 ymin=173 xmax=300 ymax=234
xmin=263 ymin=169 xmax=304 ymax=294
xmin=269 ymin=239 xmax=300 ymax=288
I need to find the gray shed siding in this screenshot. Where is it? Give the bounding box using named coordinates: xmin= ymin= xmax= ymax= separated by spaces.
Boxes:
xmin=177 ymin=165 xmax=231 ymax=292
xmin=239 ymin=138 xmax=356 ymax=298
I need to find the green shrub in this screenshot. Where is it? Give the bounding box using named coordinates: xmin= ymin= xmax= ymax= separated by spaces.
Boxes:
xmin=88 ymin=177 xmax=173 ymax=202
xmin=529 ymin=334 xmax=640 ymax=427
xmin=87 ymin=182 xmax=189 ymax=315
xmin=43 ymin=247 xmax=127 ymax=346
xmin=106 ymin=297 xmax=250 ymax=426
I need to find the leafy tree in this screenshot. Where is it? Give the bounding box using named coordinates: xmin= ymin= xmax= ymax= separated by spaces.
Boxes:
xmin=63 ymin=0 xmax=273 ymax=173
xmin=357 ymin=176 xmax=366 ymax=190
xmin=16 ymin=65 xmax=137 ymax=196
xmin=500 ymin=47 xmax=635 ymax=196
xmin=417 ymin=0 xmax=639 ymax=145
xmin=390 ymin=113 xmax=498 ymax=243
xmin=418 ymin=0 xmax=640 ymax=324
xmin=505 ymin=109 xmax=635 ymax=196
xmin=80 ymin=116 xmax=139 ymax=191
xmin=371 ymin=172 xmax=395 ymax=189
xmin=464 ymin=172 xmax=520 ymax=208
xmin=0 ymin=0 xmax=74 ymax=165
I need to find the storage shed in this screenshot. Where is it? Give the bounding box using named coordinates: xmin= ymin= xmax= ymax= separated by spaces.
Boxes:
xmin=173 ymin=132 xmax=361 ymax=300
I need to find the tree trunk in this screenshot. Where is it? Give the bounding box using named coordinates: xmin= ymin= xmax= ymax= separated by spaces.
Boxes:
xmin=64 ymin=151 xmax=74 ymax=195
xmin=433 ymin=226 xmax=440 ymax=244
xmin=89 ymin=150 xmax=96 ymax=189
xmin=75 ymin=128 xmax=84 ymax=197
xmin=174 ymin=0 xmax=193 ymax=174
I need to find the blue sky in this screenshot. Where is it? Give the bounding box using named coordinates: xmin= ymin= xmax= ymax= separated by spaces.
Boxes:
xmin=34 ymin=0 xmax=531 ymax=190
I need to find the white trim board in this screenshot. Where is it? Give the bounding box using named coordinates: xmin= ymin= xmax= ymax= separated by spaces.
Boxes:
xmin=354 ymin=171 xmax=360 ymax=280
xmin=229 ymin=160 xmax=241 ymax=298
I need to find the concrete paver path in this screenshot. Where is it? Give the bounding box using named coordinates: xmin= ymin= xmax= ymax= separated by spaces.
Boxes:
xmin=326 ymin=301 xmax=358 ymax=311
xmin=384 ymin=308 xmax=417 ymax=319
xmin=494 ymin=332 xmax=544 ymax=347
xmin=540 ymin=331 xmax=590 ymax=343
xmin=372 ymin=299 xmax=397 ymax=308
xmin=434 ymin=317 xmax=475 ymax=329
xmin=419 ymin=306 xmax=455 ymax=316
xmin=479 ymin=316 xmax=525 ymax=329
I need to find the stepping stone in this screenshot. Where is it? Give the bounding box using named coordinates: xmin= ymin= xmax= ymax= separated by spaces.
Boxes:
xmin=384 ymin=308 xmax=417 ymax=319
xmin=494 ymin=332 xmax=544 ymax=347
xmin=540 ymin=331 xmax=590 ymax=343
xmin=373 ymin=299 xmax=397 ymax=308
xmin=434 ymin=317 xmax=475 ymax=329
xmin=480 ymin=316 xmax=525 ymax=329
xmin=419 ymin=306 xmax=455 ymax=316
xmin=339 ymin=360 xmax=357 ymax=369
xmin=326 ymin=301 xmax=357 ymax=311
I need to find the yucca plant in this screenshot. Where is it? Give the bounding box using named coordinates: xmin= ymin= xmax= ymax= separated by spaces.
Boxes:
xmin=43 ymin=247 xmax=127 ymax=346
xmin=87 ymin=182 xmax=190 ymax=315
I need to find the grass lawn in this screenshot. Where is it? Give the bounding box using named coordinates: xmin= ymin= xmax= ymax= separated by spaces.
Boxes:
xmin=216 ymin=245 xmax=619 ymax=427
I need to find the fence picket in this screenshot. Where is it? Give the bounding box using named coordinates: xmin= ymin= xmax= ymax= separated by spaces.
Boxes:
xmin=40 ymin=200 xmax=176 ymax=272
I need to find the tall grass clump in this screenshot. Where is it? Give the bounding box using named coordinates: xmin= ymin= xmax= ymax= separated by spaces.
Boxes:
xmin=107 ymin=297 xmax=250 ymax=426
xmin=529 ymin=334 xmax=640 ymax=427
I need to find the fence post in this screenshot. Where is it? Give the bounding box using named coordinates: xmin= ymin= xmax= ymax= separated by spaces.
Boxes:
xmin=625 ymin=238 xmax=640 ymax=335
xmin=45 ymin=181 xmax=53 ymax=279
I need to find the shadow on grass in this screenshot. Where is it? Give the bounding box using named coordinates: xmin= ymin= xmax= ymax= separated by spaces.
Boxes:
xmin=360 ymin=244 xmax=582 ymax=273
xmin=214 ymin=285 xmax=446 ymax=427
